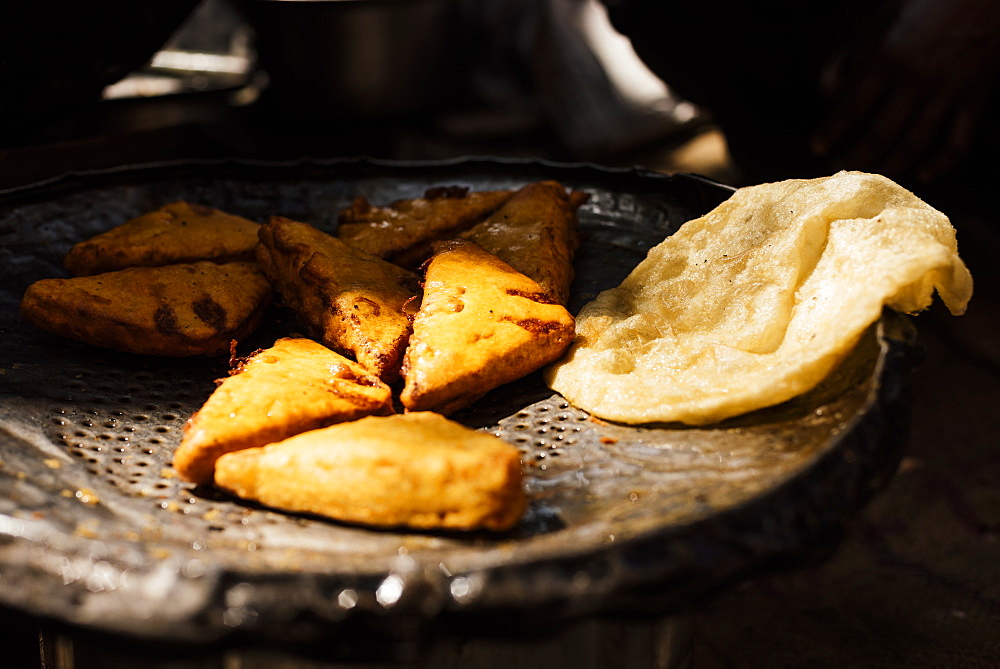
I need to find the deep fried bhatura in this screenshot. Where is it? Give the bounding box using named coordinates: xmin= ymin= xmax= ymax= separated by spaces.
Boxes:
xmin=547 ymin=171 xmax=973 ymax=425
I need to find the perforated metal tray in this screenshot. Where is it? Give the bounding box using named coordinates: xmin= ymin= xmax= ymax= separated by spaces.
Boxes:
xmin=0 ymin=158 xmax=916 ymax=648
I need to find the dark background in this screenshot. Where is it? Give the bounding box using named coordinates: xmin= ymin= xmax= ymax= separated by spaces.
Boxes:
xmin=1 ymin=1 xmax=997 ymax=665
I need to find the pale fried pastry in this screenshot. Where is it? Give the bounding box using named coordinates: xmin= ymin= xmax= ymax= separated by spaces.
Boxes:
xmin=337 ymin=186 xmax=514 ymax=268
xmin=256 ymin=216 xmax=420 ymax=383
xmin=401 ymin=239 xmax=575 ymax=415
xmin=213 ymin=412 xmax=526 ymax=532
xmin=462 ymin=180 xmax=588 ymax=305
xmin=20 ymin=261 xmax=272 ymax=357
xmin=547 ymin=171 xmax=974 ymax=425
xmin=173 ymin=336 xmax=394 ymax=484
xmin=63 ymin=201 xmax=260 ymax=276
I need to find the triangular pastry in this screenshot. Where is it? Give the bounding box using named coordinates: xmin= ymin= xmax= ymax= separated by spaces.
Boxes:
xmin=173 ymin=337 xmax=393 ymax=484
xmin=256 ymin=216 xmax=421 ymax=383
xmin=63 ymin=201 xmax=260 ymax=276
xmin=462 ymin=180 xmax=588 ymax=305
xmin=337 ymin=186 xmax=514 ymax=268
xmin=214 ymin=412 xmax=526 ymax=532
xmin=19 ymin=261 xmax=271 ymax=357
xmin=400 ymin=239 xmax=575 ymax=415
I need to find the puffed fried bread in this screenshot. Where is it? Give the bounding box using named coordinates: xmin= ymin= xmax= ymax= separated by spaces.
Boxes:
xmin=401 ymin=239 xmax=575 ymax=415
xmin=547 ymin=171 xmax=974 ymax=425
xmin=256 ymin=216 xmax=421 ymax=383
xmin=63 ymin=201 xmax=260 ymax=276
xmin=213 ymin=411 xmax=526 ymax=532
xmin=174 ymin=337 xmax=394 ymax=485
xmin=20 ymin=261 xmax=272 ymax=357
xmin=462 ymin=180 xmax=588 ymax=305
xmin=337 ymin=186 xmax=514 ymax=267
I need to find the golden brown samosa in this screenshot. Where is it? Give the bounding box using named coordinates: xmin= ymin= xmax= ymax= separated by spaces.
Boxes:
xmin=174 ymin=337 xmax=394 ymax=484
xmin=337 ymin=186 xmax=514 ymax=268
xmin=214 ymin=412 xmax=526 ymax=532
xmin=20 ymin=261 xmax=271 ymax=357
xmin=256 ymin=216 xmax=420 ymax=383
xmin=462 ymin=181 xmax=588 ymax=305
xmin=64 ymin=201 xmax=260 ymax=276
xmin=401 ymin=239 xmax=575 ymax=415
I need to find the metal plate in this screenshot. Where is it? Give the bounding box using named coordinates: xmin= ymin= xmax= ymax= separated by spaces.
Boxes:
xmin=0 ymin=158 xmax=916 ymax=648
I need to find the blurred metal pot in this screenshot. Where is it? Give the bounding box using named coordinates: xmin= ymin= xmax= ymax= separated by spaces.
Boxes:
xmin=0 ymin=1 xmax=200 ymax=143
xmin=237 ymin=0 xmax=461 ymax=119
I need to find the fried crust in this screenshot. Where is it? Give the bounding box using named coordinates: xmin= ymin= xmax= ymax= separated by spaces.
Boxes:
xmin=400 ymin=239 xmax=575 ymax=415
xmin=256 ymin=216 xmax=420 ymax=383
xmin=462 ymin=181 xmax=588 ymax=305
xmin=214 ymin=412 xmax=526 ymax=532
xmin=63 ymin=201 xmax=260 ymax=276
xmin=174 ymin=337 xmax=394 ymax=484
xmin=19 ymin=261 xmax=272 ymax=357
xmin=337 ymin=186 xmax=514 ymax=268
